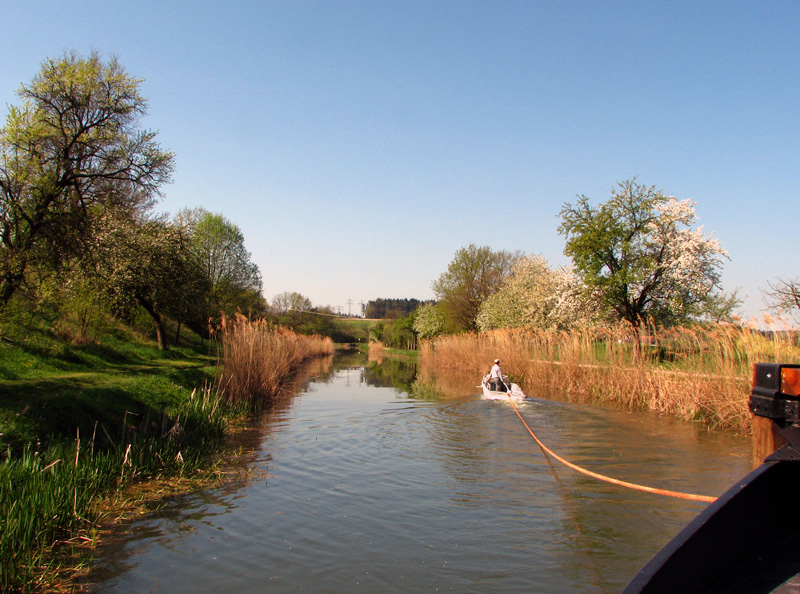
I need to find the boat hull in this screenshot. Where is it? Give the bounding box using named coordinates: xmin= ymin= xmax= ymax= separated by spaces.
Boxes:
xmin=623 ymin=459 xmax=800 ymax=593
xmin=480 ymin=381 xmax=527 ymax=400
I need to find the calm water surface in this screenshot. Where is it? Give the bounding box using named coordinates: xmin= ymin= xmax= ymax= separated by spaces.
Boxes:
xmin=87 ymin=359 xmax=751 ymax=593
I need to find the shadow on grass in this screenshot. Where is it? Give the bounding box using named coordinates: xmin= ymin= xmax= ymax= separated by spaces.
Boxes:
xmin=0 ymin=366 xmax=214 ymax=456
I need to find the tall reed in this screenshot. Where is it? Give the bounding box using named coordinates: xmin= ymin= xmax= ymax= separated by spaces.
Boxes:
xmin=420 ymin=321 xmax=800 ymax=433
xmin=214 ymin=315 xmax=334 ymax=405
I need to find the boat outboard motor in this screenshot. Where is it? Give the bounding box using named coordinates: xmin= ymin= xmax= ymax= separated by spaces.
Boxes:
xmin=623 ymin=363 xmax=800 ymax=594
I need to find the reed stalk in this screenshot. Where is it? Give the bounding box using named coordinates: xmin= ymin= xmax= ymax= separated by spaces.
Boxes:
xmin=368 ymin=341 xmax=386 ymax=363
xmin=419 ymin=321 xmax=800 ymax=433
xmin=214 ymin=314 xmax=334 ymax=406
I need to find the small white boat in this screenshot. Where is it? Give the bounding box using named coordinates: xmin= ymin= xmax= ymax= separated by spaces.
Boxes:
xmin=480 ymin=375 xmax=527 ymax=400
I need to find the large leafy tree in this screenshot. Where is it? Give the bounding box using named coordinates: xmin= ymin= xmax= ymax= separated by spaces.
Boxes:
xmin=432 ymin=244 xmax=521 ymax=331
xmin=270 ymin=292 xmax=318 ymax=334
xmin=174 ymin=207 xmax=264 ymax=320
xmin=271 ymin=291 xmax=312 ymax=314
xmin=0 ymin=51 xmax=174 ymax=309
xmin=558 ymin=179 xmax=733 ymax=326
xmin=90 ymin=216 xmax=208 ymax=350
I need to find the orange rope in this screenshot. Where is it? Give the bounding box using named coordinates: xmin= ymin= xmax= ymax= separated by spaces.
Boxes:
xmin=507 ymin=395 xmax=717 ymax=503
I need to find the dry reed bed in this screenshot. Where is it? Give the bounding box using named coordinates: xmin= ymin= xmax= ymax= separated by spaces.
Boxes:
xmin=368 ymin=341 xmax=386 ymax=363
xmin=215 ymin=315 xmax=334 ymax=405
xmin=419 ymin=323 xmax=800 ymax=433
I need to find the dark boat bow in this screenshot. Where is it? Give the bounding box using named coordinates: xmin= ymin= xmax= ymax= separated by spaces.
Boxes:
xmin=623 ymin=455 xmax=800 ymax=593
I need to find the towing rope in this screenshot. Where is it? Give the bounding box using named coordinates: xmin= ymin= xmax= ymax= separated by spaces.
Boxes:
xmin=506 ymin=395 xmax=717 ymax=503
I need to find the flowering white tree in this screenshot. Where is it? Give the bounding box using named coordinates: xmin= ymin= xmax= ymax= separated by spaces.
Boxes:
xmin=476 ymin=255 xmax=592 ymax=330
xmin=89 ymin=216 xmax=208 ymax=350
xmin=413 ymin=302 xmax=446 ymax=338
xmin=558 ymin=179 xmax=736 ymax=325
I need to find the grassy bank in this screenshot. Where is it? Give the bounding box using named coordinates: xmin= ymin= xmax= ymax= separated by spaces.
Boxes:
xmin=367 ymin=341 xmax=417 ymax=363
xmin=0 ymin=315 xmax=332 ymax=592
xmin=0 ymin=318 xmax=230 ymax=592
xmin=420 ymin=322 xmax=800 ymax=432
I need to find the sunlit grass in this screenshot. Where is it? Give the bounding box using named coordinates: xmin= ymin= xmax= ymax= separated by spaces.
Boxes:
xmin=0 ymin=312 xmax=336 ymax=591
xmin=0 ymin=317 xmax=231 ymax=592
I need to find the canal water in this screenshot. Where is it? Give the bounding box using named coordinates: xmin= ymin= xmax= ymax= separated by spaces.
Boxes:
xmin=87 ymin=355 xmax=752 ymax=593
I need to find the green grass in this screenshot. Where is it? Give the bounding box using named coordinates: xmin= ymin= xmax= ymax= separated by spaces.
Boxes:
xmin=0 ymin=317 xmax=232 ymax=592
xmin=332 ymin=317 xmax=374 ymax=343
xmin=381 ymin=347 xmax=418 ymax=359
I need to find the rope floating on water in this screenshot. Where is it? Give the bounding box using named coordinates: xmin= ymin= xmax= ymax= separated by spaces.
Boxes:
xmin=506 ymin=395 xmax=717 ymax=503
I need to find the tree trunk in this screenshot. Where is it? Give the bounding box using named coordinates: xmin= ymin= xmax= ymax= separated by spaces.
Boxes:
xmin=0 ymin=266 xmax=27 ymax=312
xmin=137 ymin=297 xmax=168 ymax=350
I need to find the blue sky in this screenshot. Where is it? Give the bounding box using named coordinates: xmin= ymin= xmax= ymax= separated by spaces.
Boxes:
xmin=2 ymin=1 xmax=797 ymax=318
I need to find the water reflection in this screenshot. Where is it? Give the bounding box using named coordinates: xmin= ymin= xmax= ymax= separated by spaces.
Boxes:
xmin=415 ymin=365 xmax=484 ymax=399
xmin=87 ymin=355 xmax=337 ymax=587
xmin=362 ymin=351 xmax=479 ymax=400
xmin=364 ymin=357 xmax=418 ymax=393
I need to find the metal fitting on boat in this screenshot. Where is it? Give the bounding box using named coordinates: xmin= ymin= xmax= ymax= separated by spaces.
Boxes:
xmin=749 ymin=363 xmax=800 ymax=425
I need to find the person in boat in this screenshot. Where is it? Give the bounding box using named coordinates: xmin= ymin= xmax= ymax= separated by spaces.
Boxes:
xmin=488 ymin=359 xmax=507 ymax=392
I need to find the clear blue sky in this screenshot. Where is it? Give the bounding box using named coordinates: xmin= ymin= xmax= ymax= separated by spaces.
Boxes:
xmin=2 ymin=1 xmax=797 ymax=319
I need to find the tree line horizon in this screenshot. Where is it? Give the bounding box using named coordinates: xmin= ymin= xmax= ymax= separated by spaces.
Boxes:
xmin=1 ymin=51 xmax=797 ymax=351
